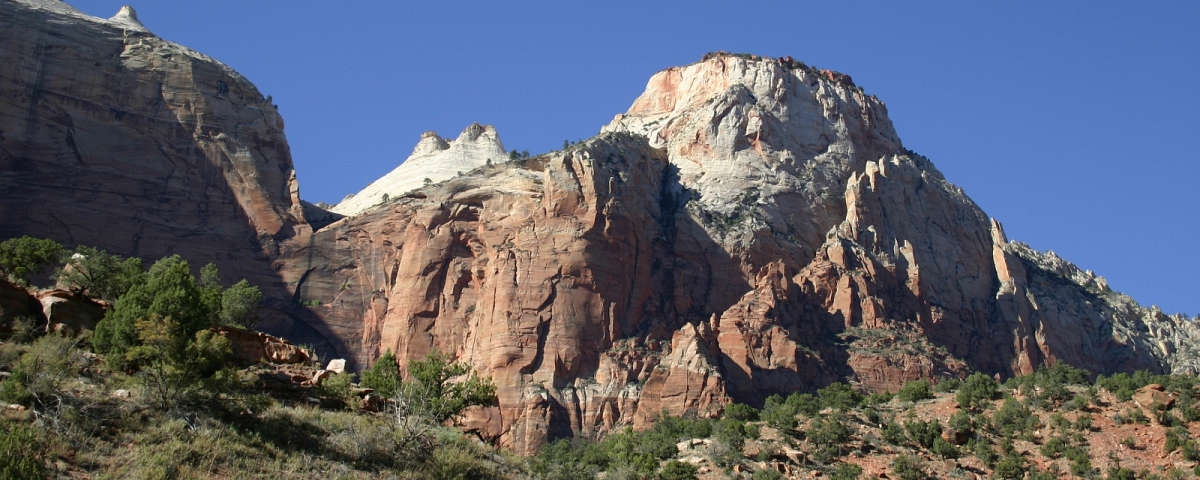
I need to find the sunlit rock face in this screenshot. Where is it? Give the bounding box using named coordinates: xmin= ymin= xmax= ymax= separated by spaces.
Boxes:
xmin=277 ymin=53 xmax=1200 ymax=453
xmin=0 ymin=4 xmax=1193 ymax=455
xmin=331 ymin=123 xmax=508 ymax=216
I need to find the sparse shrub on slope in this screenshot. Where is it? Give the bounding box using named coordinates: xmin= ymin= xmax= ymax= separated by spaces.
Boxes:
xmin=897 ymin=379 xmax=933 ymax=403
xmin=956 ymin=372 xmax=1000 ymax=411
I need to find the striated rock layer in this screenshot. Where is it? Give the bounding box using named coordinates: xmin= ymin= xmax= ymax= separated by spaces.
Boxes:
xmin=278 ymin=53 xmax=1200 ymax=453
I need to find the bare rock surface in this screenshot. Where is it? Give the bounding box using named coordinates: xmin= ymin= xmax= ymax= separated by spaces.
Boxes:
xmin=331 ymin=124 xmax=507 ymax=216
xmin=274 ymin=53 xmax=1200 ymax=453
xmin=37 ymin=289 xmax=107 ymax=335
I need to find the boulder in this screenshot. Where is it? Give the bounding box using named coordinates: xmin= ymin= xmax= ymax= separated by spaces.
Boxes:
xmin=211 ymin=326 xmax=312 ymax=367
xmin=37 ymin=290 xmax=107 ymax=336
xmin=0 ymin=279 xmax=44 ymax=338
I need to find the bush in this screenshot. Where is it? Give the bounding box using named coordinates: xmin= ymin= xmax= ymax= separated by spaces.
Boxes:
xmin=934 ymin=377 xmax=962 ymax=392
xmin=830 ymin=462 xmax=863 ymax=480
xmin=126 ymin=315 xmax=238 ymax=410
xmin=0 ymin=421 xmax=49 ymax=479
xmin=891 ymin=454 xmax=926 ymax=480
xmin=992 ymin=397 xmax=1038 ymax=437
xmin=404 ymin=350 xmax=496 ymax=423
xmin=1040 ymin=436 xmax=1067 ymax=458
xmin=359 ymin=349 xmax=402 ymax=398
xmin=1066 ymin=446 xmax=1092 ymax=476
xmin=897 ymin=379 xmax=933 ymax=403
xmin=659 ymin=460 xmax=698 ymax=480
xmin=94 ymin=256 xmax=209 ymax=362
xmin=808 ymin=414 xmax=852 ymax=463
xmin=724 ymin=402 xmax=759 ymax=421
xmin=316 ymin=372 xmax=356 ymax=408
xmin=904 ymin=419 xmax=942 ymax=449
xmin=818 ymin=382 xmax=864 ymax=411
xmin=881 ymin=422 xmax=906 ymax=445
xmin=0 ymin=236 xmax=63 ymax=287
xmin=753 ymin=468 xmax=784 ymax=480
xmin=55 ymin=245 xmax=144 ymax=301
xmin=956 ymin=372 xmax=999 ymax=411
xmin=762 ymin=394 xmax=799 ymax=432
xmin=0 ymin=333 xmax=86 ymax=410
xmin=993 ymin=454 xmax=1027 ymax=479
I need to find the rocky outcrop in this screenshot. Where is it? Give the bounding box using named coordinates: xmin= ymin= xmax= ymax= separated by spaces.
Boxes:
xmin=37 ymin=289 xmax=107 ymax=335
xmin=212 ymin=326 xmax=313 ymax=367
xmin=331 ymin=124 xmax=507 ymax=216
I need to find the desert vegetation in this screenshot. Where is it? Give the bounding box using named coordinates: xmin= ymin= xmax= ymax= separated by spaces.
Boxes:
xmin=6 ymin=238 xmax=1200 ymax=479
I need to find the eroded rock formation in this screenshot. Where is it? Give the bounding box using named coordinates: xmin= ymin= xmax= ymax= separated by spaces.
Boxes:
xmin=278 ymin=53 xmax=1200 ymax=453
xmin=0 ymin=2 xmax=1194 ymax=455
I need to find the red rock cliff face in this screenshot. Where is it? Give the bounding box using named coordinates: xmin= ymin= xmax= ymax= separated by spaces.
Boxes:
xmin=278 ymin=54 xmax=1199 ymax=453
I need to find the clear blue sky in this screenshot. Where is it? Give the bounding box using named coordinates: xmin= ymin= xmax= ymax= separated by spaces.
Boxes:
xmin=66 ymin=1 xmax=1198 ymax=315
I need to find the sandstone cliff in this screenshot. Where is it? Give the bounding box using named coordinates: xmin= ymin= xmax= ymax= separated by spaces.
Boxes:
xmin=0 ymin=1 xmax=349 ymax=355
xmin=278 ymin=53 xmax=1200 ymax=453
xmin=0 ymin=3 xmax=1194 ymax=455
xmin=331 ymin=124 xmax=507 ymax=216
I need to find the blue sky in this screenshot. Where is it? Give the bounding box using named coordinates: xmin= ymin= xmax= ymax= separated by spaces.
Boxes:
xmin=66 ymin=1 xmax=1198 ymax=315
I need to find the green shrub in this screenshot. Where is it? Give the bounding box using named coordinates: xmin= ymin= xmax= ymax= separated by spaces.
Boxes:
xmin=762 ymin=394 xmax=799 ymax=432
xmin=404 ymin=350 xmax=496 ymax=423
xmin=712 ymin=418 xmax=747 ymax=449
xmin=948 ymin=411 xmax=973 ymax=436
xmin=971 ymin=438 xmax=998 ymax=467
xmin=830 ymin=462 xmax=863 ymax=480
xmin=1066 ymin=446 xmax=1092 ymax=476
xmin=993 ymin=454 xmax=1027 ymax=479
xmin=752 ymin=468 xmax=784 ymax=480
xmin=818 ymin=382 xmax=864 ymax=411
xmin=992 ymin=397 xmax=1037 ymax=437
xmin=126 ymin=315 xmax=238 ymax=410
xmin=0 ymin=421 xmax=49 ymax=479
xmin=0 ymin=333 xmax=86 ymax=410
xmin=724 ymin=402 xmax=759 ymax=421
xmin=317 ymin=372 xmax=356 ymax=408
xmin=932 ymin=436 xmax=959 ymax=459
xmin=1040 ymin=436 xmax=1067 ymax=458
xmin=956 ymin=372 xmax=999 ymax=411
xmin=1076 ymin=412 xmax=1093 ymax=431
xmin=0 ymin=236 xmax=63 ymax=287
xmin=881 ymin=422 xmax=906 ymax=445
xmin=808 ymin=414 xmax=851 ymax=463
xmin=891 ymin=454 xmax=926 ymax=480
xmin=903 ymin=419 xmax=942 ymax=449
xmin=934 ymin=377 xmax=962 ymax=392
xmin=658 ymin=460 xmax=698 ymax=480
xmin=897 ymin=379 xmax=933 ymax=403
xmin=359 ymin=349 xmax=402 ymax=398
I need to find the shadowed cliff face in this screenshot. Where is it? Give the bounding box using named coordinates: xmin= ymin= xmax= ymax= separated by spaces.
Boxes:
xmin=0 ymin=1 xmax=339 ymax=353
